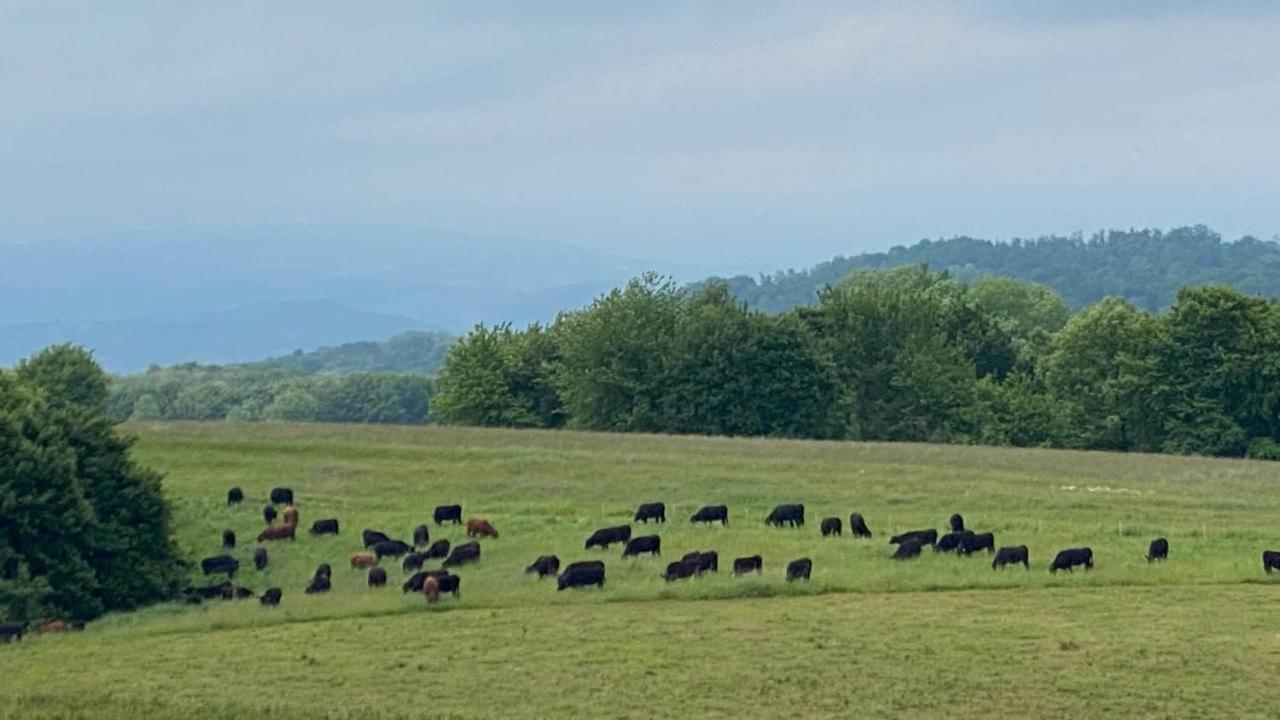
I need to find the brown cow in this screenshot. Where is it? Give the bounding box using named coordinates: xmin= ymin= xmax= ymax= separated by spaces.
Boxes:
xmin=350 ymin=553 xmax=378 ymax=569
xmin=423 ymin=575 xmax=440 ymax=603
xmin=282 ymin=505 xmax=299 ymax=527
xmin=466 ymin=518 xmax=499 ymax=539
xmin=39 ymin=619 xmax=68 ymax=634
xmin=257 ymin=524 xmax=296 ymax=542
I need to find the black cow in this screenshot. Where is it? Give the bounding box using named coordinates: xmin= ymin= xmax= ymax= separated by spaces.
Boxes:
xmin=732 ymin=555 xmax=763 ymax=575
xmin=260 ymin=588 xmax=282 ymax=606
xmin=263 ymin=505 xmax=278 ymax=525
xmin=270 ymin=487 xmax=293 ymax=505
xmin=234 ymin=586 xmax=254 ymax=599
xmin=413 ymin=524 xmax=430 ymax=547
xmin=424 ymin=539 xmax=451 ymax=559
xmin=525 ymin=555 xmax=561 ymax=578
xmin=305 ymin=575 xmax=331 ymax=594
xmin=958 ymin=532 xmax=995 ymax=555
xmin=373 ymin=540 xmax=413 ymax=559
xmin=0 ymin=622 xmax=25 ymax=643
xmin=849 ymin=513 xmax=873 ymax=538
xmin=681 ymin=550 xmax=719 ymax=574
xmin=227 ymin=487 xmax=244 ymax=505
xmin=402 ymin=552 xmax=428 ymax=573
xmin=368 ymin=567 xmax=388 ymax=588
xmin=1264 ymin=550 xmax=1280 ymax=574
xmin=253 ymin=548 xmax=268 ymax=571
xmin=765 ymin=504 xmax=805 ymax=528
xmin=890 ymin=529 xmax=938 ymax=547
xmin=362 ymin=529 xmax=391 ymax=548
xmin=585 ymin=525 xmax=632 ymax=550
xmin=664 ymin=560 xmax=696 ymax=582
xmin=1147 ymin=538 xmax=1169 ymax=562
xmin=935 ymin=530 xmax=973 ymax=553
xmin=690 ymin=505 xmax=729 ymax=526
xmin=992 ymin=545 xmax=1029 ymax=570
xmin=442 ymin=541 xmax=481 ymax=568
xmin=201 ymin=555 xmax=239 ymax=577
xmin=949 ymin=513 xmax=965 ymax=532
xmin=434 ymin=504 xmax=463 ymax=525
xmin=634 ymin=502 xmax=666 ymax=523
xmin=431 ymin=571 xmax=461 ymax=597
xmin=820 ymin=517 xmax=842 ymax=537
xmin=185 ymin=581 xmax=233 ymax=600
xmin=622 ymin=535 xmax=661 ymax=558
xmin=892 ymin=539 xmax=924 ymax=560
xmin=1049 ymin=547 xmax=1094 ymax=574
xmin=314 ymin=563 xmax=332 ymax=579
xmin=310 ymin=518 xmax=340 ymax=536
xmin=222 ymin=529 xmax=236 ymax=549
xmin=786 ymin=557 xmax=812 ymax=581
xmin=557 ymin=564 xmax=605 ymax=590
xmin=403 ymin=571 xmax=430 ymax=593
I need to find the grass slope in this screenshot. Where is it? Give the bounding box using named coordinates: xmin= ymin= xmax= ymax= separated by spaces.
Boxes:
xmin=4 ymin=422 xmax=1280 ymax=719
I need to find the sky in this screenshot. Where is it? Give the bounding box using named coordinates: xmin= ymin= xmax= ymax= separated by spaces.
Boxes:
xmin=2 ymin=0 xmax=1278 ymax=272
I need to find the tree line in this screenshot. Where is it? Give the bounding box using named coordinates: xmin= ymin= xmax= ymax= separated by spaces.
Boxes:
xmin=434 ymin=268 xmax=1280 ymax=460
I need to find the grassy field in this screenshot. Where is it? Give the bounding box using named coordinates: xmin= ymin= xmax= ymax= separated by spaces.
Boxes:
xmin=5 ymin=421 xmax=1280 ymax=719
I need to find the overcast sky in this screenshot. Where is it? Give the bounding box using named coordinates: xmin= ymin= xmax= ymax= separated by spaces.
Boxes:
xmin=3 ymin=1 xmax=1278 ymax=271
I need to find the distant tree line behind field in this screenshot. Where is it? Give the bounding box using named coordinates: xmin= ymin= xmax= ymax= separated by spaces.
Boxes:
xmin=434 ymin=268 xmax=1280 ymax=461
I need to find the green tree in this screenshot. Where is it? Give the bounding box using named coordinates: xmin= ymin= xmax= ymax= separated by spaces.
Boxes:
xmin=432 ymin=323 xmax=562 ymax=428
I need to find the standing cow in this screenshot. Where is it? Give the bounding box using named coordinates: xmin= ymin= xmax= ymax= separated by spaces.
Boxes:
xmin=634 ymin=502 xmax=666 ymax=523
xmin=765 ymin=504 xmax=805 ymax=528
xmin=1147 ymin=538 xmax=1169 ymax=562
xmin=690 ymin=505 xmax=729 ymax=526
xmin=849 ymin=513 xmax=873 ymax=538
xmin=434 ymin=504 xmax=463 ymax=525
xmin=820 ymin=517 xmax=842 ymax=537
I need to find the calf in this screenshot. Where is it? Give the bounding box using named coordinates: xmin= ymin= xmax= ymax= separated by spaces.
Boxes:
xmin=373 ymin=540 xmax=414 ymax=559
xmin=305 ymin=575 xmax=331 ymax=594
xmin=1263 ymin=550 xmax=1280 ymax=574
xmin=257 ymin=524 xmax=296 ymax=542
xmin=958 ymin=532 xmax=995 ymax=555
xmin=424 ymin=539 xmax=451 ymax=559
xmin=222 ymin=529 xmax=236 ymax=549
xmin=259 ymin=588 xmax=282 ymax=606
xmin=413 ymin=524 xmax=430 ymax=547
xmin=362 ymin=529 xmax=391 ymax=548
xmin=0 ymin=622 xmax=25 ymax=643
xmin=442 ymin=540 xmax=481 ymax=568
xmin=525 ymin=555 xmax=561 ymax=578
xmin=466 ymin=518 xmax=499 ymax=539
xmin=585 ymin=525 xmax=632 ymax=550
xmin=935 ymin=530 xmax=973 ymax=553
xmin=786 ymin=557 xmax=812 ymax=581
xmin=310 ymin=518 xmax=340 ymax=536
xmin=849 ymin=513 xmax=873 ymax=538
xmin=622 ymin=535 xmax=661 ymax=558
xmin=434 ymin=504 xmax=463 ymax=525
xmin=949 ymin=513 xmax=965 ymax=532
xmin=253 ymin=548 xmax=268 ymax=571
xmin=269 ymin=487 xmax=293 ymax=505
xmin=634 ymin=502 xmax=666 ymax=523
xmin=690 ymin=505 xmax=729 ymax=526
xmin=732 ymin=555 xmax=763 ymax=575
xmin=765 ymin=503 xmax=805 ymax=528
xmin=227 ymin=487 xmax=244 ymax=505
xmin=368 ymin=567 xmax=388 ymax=588
xmin=557 ymin=564 xmax=606 ymax=590
xmin=1147 ymin=538 xmax=1169 ymax=562
xmin=263 ymin=505 xmax=278 ymax=526
xmin=1049 ymin=547 xmax=1094 ymax=574
xmin=423 ymin=575 xmax=440 ymax=603
xmin=201 ymin=555 xmax=239 ymax=577
xmin=892 ymin=539 xmax=924 ymax=560
xmin=890 ymin=529 xmax=937 ymax=547
xmin=820 ymin=517 xmax=842 ymax=537
xmin=350 ymin=553 xmax=378 ymax=570
xmin=992 ymin=545 xmax=1029 ymax=570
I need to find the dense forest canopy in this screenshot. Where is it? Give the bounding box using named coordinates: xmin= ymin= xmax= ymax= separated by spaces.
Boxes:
xmin=699 ymin=225 xmax=1280 ymax=313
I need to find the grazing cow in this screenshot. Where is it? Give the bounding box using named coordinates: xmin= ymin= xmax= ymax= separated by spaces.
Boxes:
xmin=634 ymin=502 xmax=666 ymax=524
xmin=424 ymin=539 xmax=451 ymax=559
xmin=305 ymin=575 xmax=331 ymax=594
xmin=184 ymin=581 xmax=233 ymax=600
xmin=227 ymin=487 xmax=244 ymax=505
xmin=270 ymin=487 xmax=293 ymax=505
xmin=681 ymin=551 xmax=719 ymax=575
xmin=733 ymin=555 xmax=763 ymax=575
xmin=350 ymin=553 xmax=378 ymax=569
xmin=222 ymin=529 xmax=236 ymax=549
xmin=958 ymin=532 xmax=995 ymax=555
xmin=622 ymin=535 xmax=661 ymax=558
xmin=0 ymin=622 xmax=25 ymax=643
xmin=314 ymin=563 xmax=332 ymax=580
xmin=585 ymin=525 xmax=632 ymax=550
xmin=413 ymin=525 xmax=430 ymax=547
xmin=253 ymin=548 xmax=268 ymax=571
xmin=1049 ymin=547 xmax=1094 ymax=574
xmin=443 ymin=541 xmax=481 ymax=568
xmin=260 ymin=588 xmax=282 ymax=606
xmin=263 ymin=505 xmax=278 ymax=526
xmin=257 ymin=524 xmax=296 ymax=542
xmin=525 ymin=555 xmax=561 ymax=578
xmin=786 ymin=557 xmax=812 ymax=582
xmin=467 ymin=518 xmax=499 ymax=539
xmin=39 ymin=619 xmax=68 ymax=634
xmin=562 ymin=560 xmax=606 ymax=576
xmin=403 ymin=571 xmax=430 ymax=593
xmin=820 ymin=517 xmax=842 ymax=537
xmin=949 ymin=513 xmax=965 ymax=532
xmin=849 ymin=513 xmax=873 ymax=538
xmin=935 ymin=530 xmax=973 ymax=553
xmin=690 ymin=505 xmax=729 ymax=526
xmin=362 ymin=529 xmax=391 ymax=548
xmin=373 ymin=540 xmax=414 ymax=559
xmin=403 ymin=552 xmax=428 ymax=573
xmin=434 ymin=504 xmax=463 ymax=525
xmin=233 ymin=587 xmax=254 ymax=599
xmin=992 ymin=545 xmax=1029 ymax=570
xmin=664 ymin=560 xmax=696 ymax=582
xmin=890 ymin=529 xmax=938 ymax=547
xmin=892 ymin=539 xmax=924 ymax=560
xmin=368 ymin=567 xmax=388 ymax=588
xmin=423 ymin=575 xmax=441 ymax=603
xmin=310 ymin=518 xmax=340 ymax=536
xmin=201 ymin=555 xmax=239 ymax=577
xmin=557 ymin=564 xmax=606 ymax=590
xmin=1147 ymin=538 xmax=1169 ymax=562
xmin=403 ymin=569 xmax=459 ymax=595
xmin=765 ymin=504 xmax=805 ymax=528
xmin=281 ymin=505 xmax=299 ymax=527
xmin=1264 ymin=550 xmax=1280 ymax=574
